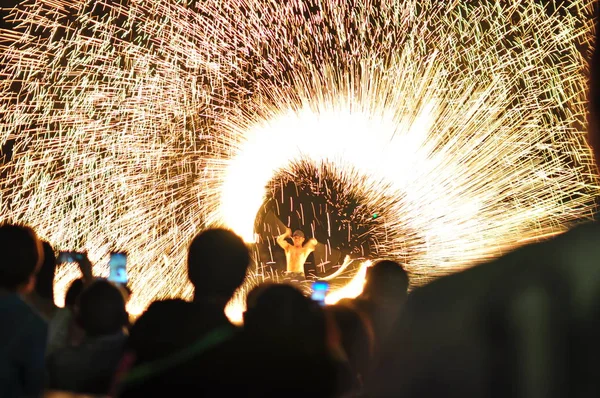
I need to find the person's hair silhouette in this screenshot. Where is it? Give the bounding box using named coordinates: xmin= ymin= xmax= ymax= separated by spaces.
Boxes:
xmin=187 ymin=228 xmax=250 ymax=308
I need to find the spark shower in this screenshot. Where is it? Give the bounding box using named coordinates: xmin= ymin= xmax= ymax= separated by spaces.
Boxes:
xmin=0 ymin=0 xmax=597 ymax=319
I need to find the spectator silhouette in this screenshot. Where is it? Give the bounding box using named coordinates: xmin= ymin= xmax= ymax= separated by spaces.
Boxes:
xmin=325 ymin=303 xmax=375 ymax=387
xmin=46 ymin=278 xmax=85 ymax=356
xmin=240 ymin=283 xmax=357 ymax=397
xmin=0 ymin=223 xmax=46 ymax=398
xmin=46 ymin=279 xmax=129 ymax=395
xmin=187 ymin=227 xmax=251 ymax=316
xmin=354 ymin=260 xmax=408 ymax=351
xmin=64 ymin=278 xmax=85 ymax=308
xmin=117 ymin=228 xmax=250 ymax=397
xmin=25 ymin=240 xmax=58 ymax=321
xmin=243 ymin=283 xmax=328 ymax=352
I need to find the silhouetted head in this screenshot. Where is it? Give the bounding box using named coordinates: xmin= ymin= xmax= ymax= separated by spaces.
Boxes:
xmin=64 ymin=278 xmax=85 ymax=308
xmin=243 ymin=283 xmax=344 ymax=397
xmin=362 ymin=260 xmax=409 ymax=301
xmin=245 ymin=281 xmax=276 ymax=309
xmin=244 ymin=283 xmax=327 ymax=351
xmin=77 ymin=279 xmax=128 ymax=337
xmin=0 ymin=223 xmax=43 ymax=293
xmin=187 ymin=228 xmax=250 ymax=303
xmin=292 ymin=229 xmax=305 ymax=246
xmin=34 ymin=240 xmax=57 ymax=300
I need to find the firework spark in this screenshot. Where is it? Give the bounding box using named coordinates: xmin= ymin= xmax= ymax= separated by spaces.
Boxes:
xmin=0 ymin=0 xmax=597 ymax=319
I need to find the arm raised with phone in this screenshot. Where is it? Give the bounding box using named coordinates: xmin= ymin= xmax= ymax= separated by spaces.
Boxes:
xmin=57 ymin=251 xmax=94 ymax=285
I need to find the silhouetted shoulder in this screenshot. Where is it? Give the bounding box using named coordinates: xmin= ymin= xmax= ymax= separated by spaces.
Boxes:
xmin=408 ymin=220 xmax=600 ymax=307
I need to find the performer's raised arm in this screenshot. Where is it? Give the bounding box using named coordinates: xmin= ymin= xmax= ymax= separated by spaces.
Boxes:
xmin=306 ymin=237 xmax=318 ymax=252
xmin=276 ymin=227 xmax=292 ymax=250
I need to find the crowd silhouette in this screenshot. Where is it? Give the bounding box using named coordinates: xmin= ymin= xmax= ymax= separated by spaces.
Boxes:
xmin=3 ymin=8 xmax=600 ymax=398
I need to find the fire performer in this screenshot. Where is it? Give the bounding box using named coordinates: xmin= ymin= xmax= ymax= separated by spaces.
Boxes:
xmin=276 ymin=227 xmax=318 ymax=280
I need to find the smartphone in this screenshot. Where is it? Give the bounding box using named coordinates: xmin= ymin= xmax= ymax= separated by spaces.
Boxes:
xmin=57 ymin=251 xmax=75 ymax=263
xmin=311 ymin=280 xmax=329 ymax=306
xmin=108 ymin=252 xmax=128 ymax=284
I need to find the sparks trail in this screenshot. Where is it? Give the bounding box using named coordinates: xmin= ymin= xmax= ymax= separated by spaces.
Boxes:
xmin=0 ymin=0 xmax=597 ymax=321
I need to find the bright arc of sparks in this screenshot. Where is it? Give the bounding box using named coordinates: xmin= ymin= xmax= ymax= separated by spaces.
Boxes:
xmin=0 ymin=0 xmax=597 ymax=319
xmin=324 ymin=260 xmax=372 ymax=306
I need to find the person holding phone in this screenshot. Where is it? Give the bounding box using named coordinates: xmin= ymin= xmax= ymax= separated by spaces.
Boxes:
xmin=276 ymin=227 xmax=318 ymax=280
xmin=56 ymin=251 xmax=94 ymax=285
xmin=48 ymin=251 xmax=96 ymax=357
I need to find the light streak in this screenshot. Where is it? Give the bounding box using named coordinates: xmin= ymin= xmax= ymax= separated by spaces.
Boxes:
xmin=321 ymin=256 xmax=355 ymax=281
xmin=0 ymin=0 xmax=597 ymax=320
xmin=325 ymin=260 xmax=371 ymax=305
